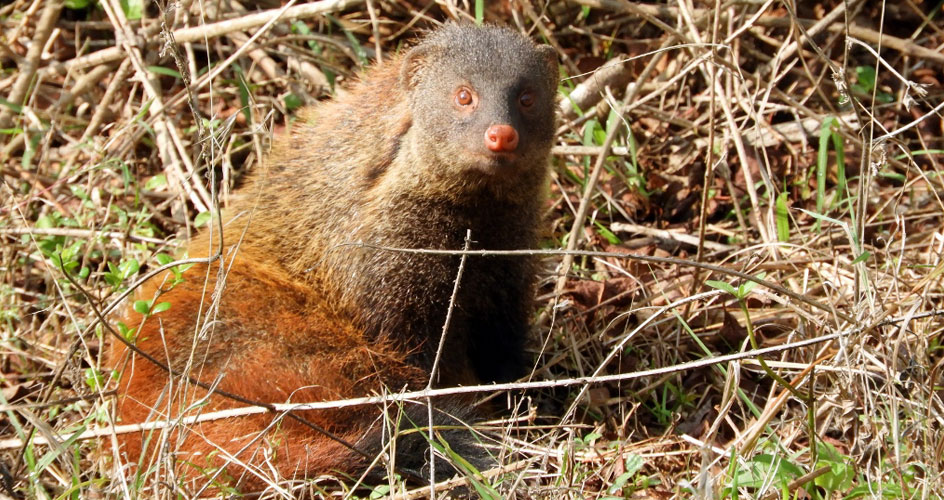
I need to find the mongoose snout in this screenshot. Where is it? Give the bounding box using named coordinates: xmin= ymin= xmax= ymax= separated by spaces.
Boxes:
xmin=485 ymin=124 xmax=519 ymax=152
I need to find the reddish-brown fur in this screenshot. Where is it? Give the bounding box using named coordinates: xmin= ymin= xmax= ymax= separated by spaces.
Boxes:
xmin=111 ymin=249 xmax=428 ymax=487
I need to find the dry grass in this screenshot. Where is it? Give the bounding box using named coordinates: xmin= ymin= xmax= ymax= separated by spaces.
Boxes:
xmin=2 ymin=0 xmax=943 ymax=498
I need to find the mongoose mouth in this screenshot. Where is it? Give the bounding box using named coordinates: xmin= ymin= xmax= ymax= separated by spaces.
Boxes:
xmin=465 ymin=150 xmax=521 ymax=174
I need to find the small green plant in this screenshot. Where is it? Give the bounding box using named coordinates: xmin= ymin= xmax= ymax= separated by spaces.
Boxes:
xmin=645 ymin=381 xmax=695 ymax=426
xmin=114 ymin=321 xmax=137 ymax=342
xmin=48 ymin=240 xmax=86 ymax=277
xmin=775 ymin=191 xmax=790 ymax=242
xmin=812 ymin=441 xmax=854 ymax=497
xmin=153 ymin=253 xmax=193 ymax=288
xmin=575 ymin=430 xmax=602 ymax=450
xmin=722 ymin=452 xmax=805 ymax=498
xmin=602 ymin=453 xmax=648 ymax=498
xmin=845 ymin=459 xmax=919 ymax=498
xmin=850 ymin=66 xmax=893 ymax=103
xmin=84 ymin=368 xmax=107 ymax=391
xmin=815 ymin=116 xmax=846 ymax=232
xmin=707 ymin=272 xmax=810 ymax=404
xmin=133 ymin=298 xmax=171 ymax=317
xmin=432 ymin=434 xmax=503 ymax=499
xmin=368 ymin=482 xmax=393 ymax=499
xmin=103 ymin=258 xmax=139 ymax=289
xmin=706 ymin=273 xmax=763 ymax=301
xmin=621 ymin=129 xmax=648 ymax=198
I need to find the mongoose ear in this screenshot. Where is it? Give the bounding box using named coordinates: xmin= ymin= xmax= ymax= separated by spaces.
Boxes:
xmin=400 ymin=44 xmax=442 ymax=91
xmin=536 ymin=45 xmax=560 ymax=92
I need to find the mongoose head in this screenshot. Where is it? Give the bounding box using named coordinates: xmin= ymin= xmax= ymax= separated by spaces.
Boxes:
xmin=400 ymin=24 xmax=558 ymax=188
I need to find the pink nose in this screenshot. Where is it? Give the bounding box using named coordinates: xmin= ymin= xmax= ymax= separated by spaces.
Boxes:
xmin=484 ymin=124 xmax=519 ymax=152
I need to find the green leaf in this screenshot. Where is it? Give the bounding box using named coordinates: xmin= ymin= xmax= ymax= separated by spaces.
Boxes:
xmin=135 ymin=98 xmax=154 ymax=121
xmin=775 ymin=191 xmax=790 ymax=242
xmin=369 ymin=484 xmax=391 ymax=499
xmin=594 ymin=222 xmax=621 ymax=245
xmin=118 ymin=259 xmax=139 ymax=280
xmin=104 ymin=263 xmax=121 ymax=287
xmin=291 ymin=20 xmax=312 ymax=36
xmin=815 ymin=117 xmax=837 ymax=232
xmin=133 ymin=300 xmax=151 ymax=315
xmin=706 ymin=280 xmax=737 ymax=296
xmin=432 ymin=436 xmax=502 ymax=499
xmin=234 ymin=66 xmax=253 ymax=121
xmin=814 ymin=441 xmax=854 ymax=492
xmin=854 ymin=65 xmax=876 ymax=93
xmin=35 ymin=214 xmax=58 ymax=229
xmin=730 ymin=454 xmax=803 ymax=489
xmin=738 ymin=272 xmax=765 ymax=297
xmin=64 ymin=0 xmax=91 ymax=9
xmin=144 ymin=174 xmax=167 ymax=190
xmin=579 ymin=119 xmax=601 ymax=175
xmin=120 ymin=0 xmax=143 ymax=20
xmin=116 ymin=322 xmax=137 ymax=342
xmin=608 ymin=471 xmax=634 ymax=494
xmin=155 ymin=253 xmax=174 ymax=266
xmin=284 ymin=94 xmax=303 ymax=111
xmin=605 ymin=105 xmax=620 ymax=136
xmin=851 ymin=251 xmax=871 ymax=265
xmin=0 ymin=97 xmax=24 ymax=114
xmin=605 ymin=456 xmax=644 ymax=494
xmin=846 ymin=481 xmax=903 ymax=499
xmin=624 ymin=453 xmax=644 ymax=476
xmin=151 ymin=301 xmax=171 ymax=314
xmin=593 ymin=125 xmax=607 ymax=145
xmin=849 ymin=67 xmax=889 ymax=101
xmin=878 ymin=170 xmax=906 ymax=182
xmin=50 ymin=241 xmax=84 ymax=274
xmin=194 ymin=211 xmax=212 ymax=228
xmin=893 ymin=148 xmax=944 ymax=161
xmin=70 ymin=185 xmax=89 ymax=201
xmin=84 ymin=368 xmax=105 ymax=391
xmin=583 ymin=431 xmax=602 ymax=443
xmin=33 ymin=425 xmax=86 ymax=473
xmin=147 ymin=66 xmax=181 ymax=79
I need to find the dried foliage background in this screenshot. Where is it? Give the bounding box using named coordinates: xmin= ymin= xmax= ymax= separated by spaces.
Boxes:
xmin=1 ymin=0 xmax=943 ymax=498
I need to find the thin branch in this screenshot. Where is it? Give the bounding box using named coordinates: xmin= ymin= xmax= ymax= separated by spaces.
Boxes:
xmin=9 ymin=309 xmax=941 ymax=450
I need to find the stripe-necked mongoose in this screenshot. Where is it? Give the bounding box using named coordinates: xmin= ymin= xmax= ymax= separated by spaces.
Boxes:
xmin=109 ymin=23 xmax=558 ymax=488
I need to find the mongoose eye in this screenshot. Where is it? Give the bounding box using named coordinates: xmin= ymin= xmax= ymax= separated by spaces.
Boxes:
xmin=455 ymin=87 xmax=475 ymax=107
xmin=519 ymin=91 xmax=535 ymax=108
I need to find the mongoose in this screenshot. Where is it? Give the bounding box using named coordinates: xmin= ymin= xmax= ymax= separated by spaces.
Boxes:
xmin=109 ymin=23 xmax=558 ymax=489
